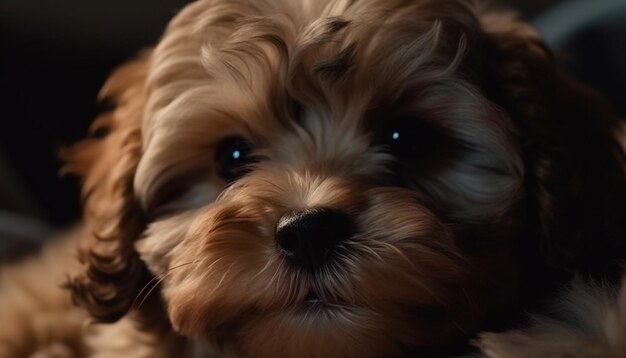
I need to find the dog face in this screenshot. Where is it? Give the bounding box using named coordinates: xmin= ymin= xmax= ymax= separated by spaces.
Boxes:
xmin=65 ymin=0 xmax=626 ymax=356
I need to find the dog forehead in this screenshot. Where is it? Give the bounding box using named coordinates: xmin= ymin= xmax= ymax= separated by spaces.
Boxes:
xmin=143 ymin=0 xmax=478 ymax=133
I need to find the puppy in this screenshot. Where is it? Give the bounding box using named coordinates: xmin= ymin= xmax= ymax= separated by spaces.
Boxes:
xmin=2 ymin=0 xmax=626 ymax=357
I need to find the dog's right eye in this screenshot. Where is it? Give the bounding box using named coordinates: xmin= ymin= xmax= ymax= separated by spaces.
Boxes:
xmin=377 ymin=117 xmax=441 ymax=161
xmin=215 ymin=137 xmax=254 ymax=182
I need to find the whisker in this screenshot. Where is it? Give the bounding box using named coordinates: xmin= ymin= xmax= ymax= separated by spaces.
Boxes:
xmin=132 ymin=260 xmax=199 ymax=310
xmin=136 ymin=273 xmax=170 ymax=311
xmin=353 ymin=242 xmax=385 ymax=263
xmin=250 ymin=256 xmax=277 ymax=281
xmin=264 ymin=259 xmax=285 ymax=294
xmin=207 ymin=262 xmax=236 ymax=297
xmin=256 ymin=177 xmax=284 ymax=194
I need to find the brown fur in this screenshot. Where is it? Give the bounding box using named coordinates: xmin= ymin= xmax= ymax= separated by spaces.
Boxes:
xmin=1 ymin=0 xmax=625 ymax=357
xmin=477 ymin=278 xmax=626 ymax=358
xmin=0 ymin=229 xmax=86 ymax=357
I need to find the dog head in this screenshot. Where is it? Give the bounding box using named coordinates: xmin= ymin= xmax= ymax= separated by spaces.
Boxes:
xmin=65 ymin=0 xmax=626 ymax=356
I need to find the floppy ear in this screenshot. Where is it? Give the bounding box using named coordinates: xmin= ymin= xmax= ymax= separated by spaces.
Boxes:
xmin=478 ymin=9 xmax=626 ymax=276
xmin=62 ymin=52 xmax=152 ymax=322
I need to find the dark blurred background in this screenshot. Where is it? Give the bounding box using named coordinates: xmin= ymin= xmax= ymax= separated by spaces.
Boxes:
xmin=0 ymin=0 xmax=624 ymax=257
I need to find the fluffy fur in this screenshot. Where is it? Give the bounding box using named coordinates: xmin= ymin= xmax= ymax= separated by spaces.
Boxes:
xmin=2 ymin=0 xmax=626 ymax=357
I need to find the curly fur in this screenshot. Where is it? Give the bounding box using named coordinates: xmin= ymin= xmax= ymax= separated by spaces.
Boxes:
xmin=1 ymin=0 xmax=626 ymax=357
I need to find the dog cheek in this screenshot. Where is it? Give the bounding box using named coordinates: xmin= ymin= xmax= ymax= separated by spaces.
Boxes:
xmin=163 ymin=256 xmax=252 ymax=338
xmin=160 ymin=204 xmax=279 ymax=336
xmin=165 ymin=277 xmax=209 ymax=335
xmin=135 ymin=211 xmax=199 ymax=276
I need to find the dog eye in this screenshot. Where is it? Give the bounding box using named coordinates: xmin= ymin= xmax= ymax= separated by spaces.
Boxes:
xmin=215 ymin=137 xmax=254 ymax=182
xmin=378 ymin=117 xmax=441 ymax=160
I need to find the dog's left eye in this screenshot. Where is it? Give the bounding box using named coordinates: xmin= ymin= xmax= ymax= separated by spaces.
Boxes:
xmin=215 ymin=137 xmax=255 ymax=182
xmin=378 ymin=117 xmax=441 ymax=161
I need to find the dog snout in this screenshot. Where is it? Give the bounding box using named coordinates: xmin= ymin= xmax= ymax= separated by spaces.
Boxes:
xmin=275 ymin=208 xmax=353 ymax=270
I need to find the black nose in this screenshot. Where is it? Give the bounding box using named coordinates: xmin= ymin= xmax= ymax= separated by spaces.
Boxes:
xmin=275 ymin=208 xmax=353 ymax=270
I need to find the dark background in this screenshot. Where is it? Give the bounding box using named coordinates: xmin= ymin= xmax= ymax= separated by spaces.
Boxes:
xmin=0 ymin=0 xmax=624 ymax=230
xmin=0 ymin=0 xmax=189 ymax=227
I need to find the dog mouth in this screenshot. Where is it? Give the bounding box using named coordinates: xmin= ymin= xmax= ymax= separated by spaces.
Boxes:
xmin=299 ymin=290 xmax=352 ymax=312
xmin=303 ymin=290 xmax=322 ymax=305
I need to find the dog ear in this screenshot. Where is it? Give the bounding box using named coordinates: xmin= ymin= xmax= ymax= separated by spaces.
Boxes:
xmin=62 ymin=52 xmax=152 ymax=322
xmin=477 ymin=10 xmax=626 ymax=276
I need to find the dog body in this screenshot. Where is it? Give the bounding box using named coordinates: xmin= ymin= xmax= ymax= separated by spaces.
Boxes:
xmin=2 ymin=0 xmax=626 ymax=357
